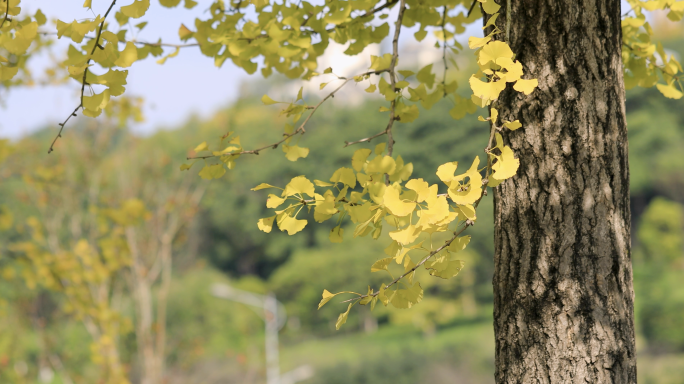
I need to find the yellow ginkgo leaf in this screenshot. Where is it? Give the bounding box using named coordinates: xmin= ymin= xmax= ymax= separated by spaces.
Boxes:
xmin=366 ymin=155 xmax=396 ymax=175
xmin=468 ymin=35 xmax=492 ymax=49
xmin=114 ymin=42 xmax=138 ymax=68
xmin=469 ymin=75 xmax=507 ymax=103
xmin=266 ymin=194 xmax=286 ymax=208
xmin=656 ymin=83 xmax=683 ymax=99
xmin=335 ymin=303 xmax=353 ymax=330
xmin=428 ymin=259 xmax=465 ymax=279
xmin=257 ymin=216 xmax=276 ymax=233
xmin=448 ymin=156 xmax=482 ymax=205
xmin=405 ymin=178 xmax=430 ymax=202
xmin=504 ymin=120 xmax=522 ymax=130
xmin=492 ymin=146 xmax=520 ymax=181
xmin=283 ymin=176 xmax=315 ymax=197
xmin=383 ymin=185 xmax=416 ymax=217
xmin=318 ymin=289 xmax=339 ymax=309
xmin=351 ymin=148 xmax=372 ymax=171
xmin=251 ymin=183 xmax=279 ymax=191
xmin=513 ymin=78 xmax=538 ymax=95
xmin=329 ymin=226 xmax=344 ymax=243
xmin=282 ymin=144 xmax=309 ymax=161
xmin=198 ymin=164 xmax=226 ymax=180
xmin=436 ymin=161 xmax=458 ymax=184
xmin=276 ymin=213 xmax=307 ymax=235
xmin=390 ymin=282 xmax=423 ymax=308
xmin=121 ymin=0 xmax=150 ymax=18
xmin=448 ymin=236 xmax=471 ymax=253
xmin=371 ymin=257 xmax=393 ymax=272
xmin=479 ymin=0 xmax=501 ymax=14
xmin=389 ymin=224 xmax=420 ymax=245
xmin=478 ymin=41 xmax=514 ymax=66
xmin=330 ymin=167 xmax=357 ymax=188
xmin=314 ymin=190 xmax=337 ymax=222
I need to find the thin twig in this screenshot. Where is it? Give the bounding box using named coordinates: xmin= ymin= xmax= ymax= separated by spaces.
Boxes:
xmin=385 ymin=0 xmax=406 ymax=159
xmin=39 ymin=31 xmax=199 ymax=48
xmin=0 ymin=0 xmax=9 ymax=30
xmin=341 ymin=223 xmax=472 ymax=303
xmin=48 ymin=0 xmax=117 ymax=154
xmin=187 ymin=70 xmax=387 ymax=160
xmin=343 ymin=129 xmax=390 ymax=147
xmin=467 ymin=0 xmax=478 ymax=17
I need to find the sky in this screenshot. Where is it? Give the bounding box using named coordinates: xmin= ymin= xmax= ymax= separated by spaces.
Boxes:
xmin=0 ymin=1 xmax=484 ymax=140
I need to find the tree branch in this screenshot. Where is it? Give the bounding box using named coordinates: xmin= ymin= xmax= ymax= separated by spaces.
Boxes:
xmin=0 ymin=0 xmax=9 ymax=30
xmin=188 ymin=70 xmax=387 ymax=160
xmin=48 ymin=0 xmax=117 ymax=154
xmin=341 ymin=222 xmax=472 ymax=304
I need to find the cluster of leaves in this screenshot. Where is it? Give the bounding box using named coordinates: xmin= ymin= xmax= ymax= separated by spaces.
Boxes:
xmin=623 ymin=0 xmax=684 ymax=99
xmin=3 ymin=185 xmax=145 ymax=383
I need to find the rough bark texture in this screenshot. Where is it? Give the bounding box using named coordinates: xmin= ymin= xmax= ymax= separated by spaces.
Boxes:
xmin=490 ymin=0 xmax=636 ymax=382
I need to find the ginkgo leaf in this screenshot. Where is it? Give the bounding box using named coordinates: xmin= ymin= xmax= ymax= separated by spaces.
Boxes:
xmin=428 ymin=259 xmax=465 ymax=279
xmin=121 ymin=0 xmax=150 ymax=18
xmin=436 ymin=161 xmax=458 ymax=184
xmin=366 ymin=155 xmax=396 ymax=175
xmin=405 ymin=179 xmax=430 ymax=202
xmin=198 ymin=164 xmax=226 ymax=180
xmin=314 ymin=190 xmax=337 ymax=222
xmin=330 ymin=167 xmax=357 ymax=188
xmin=194 ymin=142 xmax=208 ymax=152
xmin=371 ymin=257 xmax=393 ymax=272
xmin=276 ymin=213 xmax=307 ymax=235
xmin=455 ymin=204 xmax=477 ymax=221
xmin=314 ymin=180 xmax=334 ymax=187
xmin=318 ymin=289 xmax=338 ymax=309
xmin=351 ymin=148 xmax=372 ymax=171
xmin=261 ymin=95 xmax=280 ymax=105
xmin=491 ymin=133 xmax=520 ymax=180
xmin=82 ymin=90 xmax=110 ymax=117
xmin=390 ymin=282 xmax=423 ymax=309
xmin=329 ymin=226 xmax=344 ymax=243
xmin=251 ymin=183 xmax=279 ymax=191
xmin=346 ymin=202 xmax=374 ymax=224
xmin=448 ymin=156 xmax=482 ymax=205
xmin=468 ymin=35 xmax=492 ymax=49
xmin=478 ymin=41 xmax=514 ymax=66
xmin=470 ymin=75 xmax=507 ymax=103
xmin=513 ymin=78 xmax=538 ymax=95
xmin=257 ymin=216 xmax=275 ymax=233
xmin=266 ymin=194 xmax=286 ymax=208
xmin=282 ymin=144 xmax=309 ymax=161
xmin=656 ymin=83 xmax=683 ymax=99
xmin=389 ymin=224 xmax=420 ymax=245
xmin=335 ymin=303 xmax=353 ymax=330
xmin=448 ymin=236 xmax=471 ymax=253
xmin=178 ymin=23 xmax=193 ymax=40
xmin=479 ymin=0 xmax=501 ymax=14
xmin=283 ymin=176 xmax=315 ymax=197
xmin=114 ymin=42 xmax=138 ymax=67
xmin=504 ymin=120 xmax=522 ymax=130
xmin=369 ymin=53 xmax=393 ymax=71
xmin=383 ymin=186 xmax=416 ymax=217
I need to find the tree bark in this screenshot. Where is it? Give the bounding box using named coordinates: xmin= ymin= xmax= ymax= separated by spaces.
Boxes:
xmin=490 ymin=0 xmax=637 ymax=382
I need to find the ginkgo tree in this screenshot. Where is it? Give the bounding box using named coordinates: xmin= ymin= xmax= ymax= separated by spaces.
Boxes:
xmin=2 ymin=0 xmax=684 ymax=382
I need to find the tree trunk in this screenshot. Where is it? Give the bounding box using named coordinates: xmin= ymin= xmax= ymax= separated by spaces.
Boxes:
xmin=490 ymin=0 xmax=637 ymax=382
